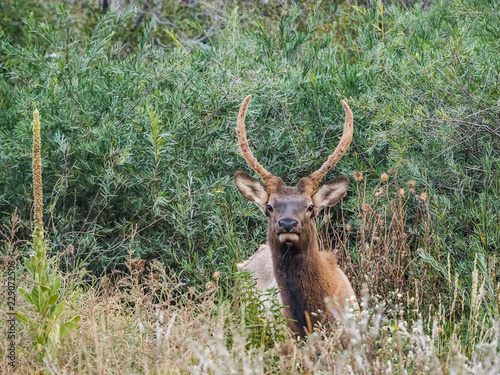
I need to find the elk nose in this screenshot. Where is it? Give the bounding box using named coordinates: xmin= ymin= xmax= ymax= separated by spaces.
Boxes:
xmin=279 ymin=218 xmax=298 ymax=232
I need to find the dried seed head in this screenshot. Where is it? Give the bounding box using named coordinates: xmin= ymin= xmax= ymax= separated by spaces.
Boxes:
xmin=345 ymin=224 xmax=353 ymax=232
xmin=32 ymin=109 xmax=43 ymax=231
xmin=407 ymin=180 xmax=416 ymax=189
xmin=399 ymin=188 xmax=405 ymax=197
xmin=127 ymin=258 xmax=146 ymax=273
xmin=66 ymin=244 xmax=74 ymax=255
xmin=213 ymin=271 xmax=220 ymax=279
xmin=362 ymin=203 xmax=370 ymax=212
xmin=353 ymin=171 xmax=363 ymax=182
xmin=388 ymin=168 xmax=397 ymax=174
xmin=373 ymin=236 xmax=381 ymax=242
xmin=205 ymin=281 xmax=216 ymax=292
xmin=420 ymin=192 xmax=428 ymax=200
xmin=381 ymin=173 xmax=389 ymax=181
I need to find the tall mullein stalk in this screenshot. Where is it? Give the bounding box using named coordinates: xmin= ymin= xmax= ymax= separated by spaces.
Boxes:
xmin=18 ymin=110 xmax=80 ymax=366
xmin=32 ymin=109 xmax=45 ymax=260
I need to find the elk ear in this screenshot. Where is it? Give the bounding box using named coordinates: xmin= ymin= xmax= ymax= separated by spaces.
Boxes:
xmin=234 ymin=171 xmax=269 ymax=209
xmin=312 ymin=176 xmax=349 ymax=210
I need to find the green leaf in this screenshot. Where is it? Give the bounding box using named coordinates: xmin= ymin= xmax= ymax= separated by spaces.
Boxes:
xmin=47 ymin=293 xmax=59 ymax=308
xmin=16 ymin=313 xmax=28 ymax=324
xmin=40 ymin=293 xmax=59 ymax=316
xmin=18 ymin=287 xmax=32 ymax=304
xmin=35 ymin=259 xmax=45 ymax=277
xmin=51 ymin=301 xmax=66 ymax=320
xmin=38 ymin=297 xmax=48 ymax=315
xmin=40 ymin=283 xmax=50 ymax=292
xmin=60 ymin=315 xmax=80 ymax=338
xmin=36 ymin=333 xmax=48 ymax=345
xmin=49 ymin=275 xmax=61 ymax=295
xmin=24 ymin=257 xmax=34 ymax=274
xmin=31 ymin=286 xmax=40 ymax=308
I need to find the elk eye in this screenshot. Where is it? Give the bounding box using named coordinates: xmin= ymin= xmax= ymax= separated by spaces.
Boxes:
xmin=266 ymin=205 xmax=274 ymax=212
xmin=307 ymin=204 xmax=314 ymax=212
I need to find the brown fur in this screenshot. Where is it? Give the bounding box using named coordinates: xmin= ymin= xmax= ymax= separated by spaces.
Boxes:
xmin=266 ymin=203 xmax=355 ymax=336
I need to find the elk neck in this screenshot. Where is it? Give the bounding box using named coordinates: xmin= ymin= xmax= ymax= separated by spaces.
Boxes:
xmin=267 ymin=219 xmax=332 ymax=336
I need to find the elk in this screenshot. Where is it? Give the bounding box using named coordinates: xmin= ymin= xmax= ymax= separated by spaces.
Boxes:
xmin=234 ymin=95 xmax=356 ymax=336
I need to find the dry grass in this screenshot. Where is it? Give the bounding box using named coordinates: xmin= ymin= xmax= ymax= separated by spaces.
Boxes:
xmin=320 ymin=171 xmax=434 ymax=303
xmin=2 ymin=257 xmax=499 ymax=374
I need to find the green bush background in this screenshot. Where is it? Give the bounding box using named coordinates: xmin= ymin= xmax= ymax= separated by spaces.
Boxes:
xmin=1 ymin=0 xmax=499 ymax=310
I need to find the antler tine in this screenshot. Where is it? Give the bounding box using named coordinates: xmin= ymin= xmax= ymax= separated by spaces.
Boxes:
xmin=302 ymin=100 xmax=354 ymax=189
xmin=236 ymin=95 xmax=276 ymax=183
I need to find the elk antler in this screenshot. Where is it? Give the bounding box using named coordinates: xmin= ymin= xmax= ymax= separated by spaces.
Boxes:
xmin=236 ymin=95 xmax=284 ymax=190
xmin=298 ymin=100 xmax=353 ymax=193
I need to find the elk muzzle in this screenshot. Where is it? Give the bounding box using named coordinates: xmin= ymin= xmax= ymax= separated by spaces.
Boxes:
xmin=279 ymin=218 xmax=298 ymax=232
xmin=277 ymin=218 xmax=300 ymax=243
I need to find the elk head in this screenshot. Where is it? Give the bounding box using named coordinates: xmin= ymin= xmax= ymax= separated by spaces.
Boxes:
xmin=234 ymin=95 xmax=353 ymax=252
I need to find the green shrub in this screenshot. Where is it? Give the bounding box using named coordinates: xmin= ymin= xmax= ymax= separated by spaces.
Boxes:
xmin=228 ymin=271 xmax=286 ymax=350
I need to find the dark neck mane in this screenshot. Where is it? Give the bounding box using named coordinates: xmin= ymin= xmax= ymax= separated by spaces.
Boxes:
xmin=268 ymin=224 xmax=331 ymax=336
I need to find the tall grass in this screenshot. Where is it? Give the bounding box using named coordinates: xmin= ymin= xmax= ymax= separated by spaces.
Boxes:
xmin=2 ymin=257 xmax=499 ymax=373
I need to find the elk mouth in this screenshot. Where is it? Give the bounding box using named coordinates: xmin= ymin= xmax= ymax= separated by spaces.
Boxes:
xmin=278 ymin=233 xmax=300 ymax=244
